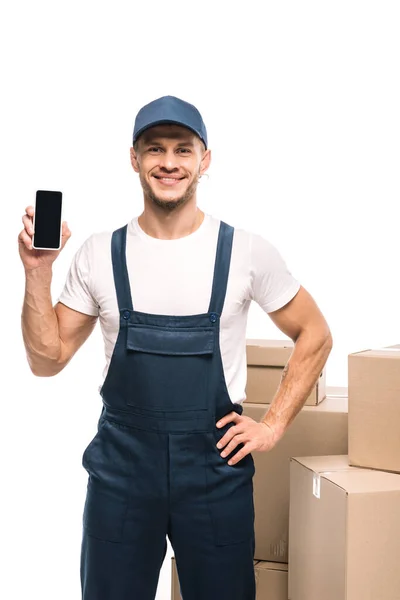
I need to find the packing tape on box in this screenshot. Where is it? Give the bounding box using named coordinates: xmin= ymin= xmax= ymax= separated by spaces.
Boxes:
xmin=313 ymin=472 xmax=336 ymax=499
xmin=312 ymin=468 xmax=355 ymax=498
xmin=313 ymin=474 xmax=321 ymax=498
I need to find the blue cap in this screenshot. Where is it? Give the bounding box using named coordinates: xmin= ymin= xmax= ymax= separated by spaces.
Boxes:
xmin=132 ymin=95 xmax=208 ymax=149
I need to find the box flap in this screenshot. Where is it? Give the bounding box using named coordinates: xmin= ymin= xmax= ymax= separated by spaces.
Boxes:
xmin=324 ymin=469 xmax=400 ymax=493
xmin=290 ymin=455 xmax=350 ymax=473
xmin=349 ymin=344 xmax=400 ymax=359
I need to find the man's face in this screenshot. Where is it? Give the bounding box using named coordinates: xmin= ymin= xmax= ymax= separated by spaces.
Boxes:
xmin=130 ymin=124 xmax=210 ymax=211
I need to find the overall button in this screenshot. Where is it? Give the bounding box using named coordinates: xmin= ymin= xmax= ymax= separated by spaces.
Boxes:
xmin=209 ymin=313 xmax=218 ymax=323
xmin=122 ymin=310 xmax=131 ymax=320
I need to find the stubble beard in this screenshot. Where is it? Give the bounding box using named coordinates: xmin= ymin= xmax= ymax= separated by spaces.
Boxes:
xmin=139 ymin=171 xmax=200 ymax=212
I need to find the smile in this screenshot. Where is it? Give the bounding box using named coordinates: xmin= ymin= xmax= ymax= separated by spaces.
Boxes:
xmin=154 ymin=176 xmax=185 ymax=186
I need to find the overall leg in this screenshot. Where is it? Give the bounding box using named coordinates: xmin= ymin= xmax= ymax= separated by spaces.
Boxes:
xmin=80 ymin=418 xmax=170 ymax=600
xmin=168 ymin=431 xmax=256 ymax=600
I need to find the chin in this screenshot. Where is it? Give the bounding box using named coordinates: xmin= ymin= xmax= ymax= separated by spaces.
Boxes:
xmin=149 ymin=192 xmax=190 ymax=210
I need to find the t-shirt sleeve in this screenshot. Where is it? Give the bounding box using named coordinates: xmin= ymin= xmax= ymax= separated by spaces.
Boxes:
xmin=249 ymin=232 xmax=301 ymax=313
xmin=56 ymin=235 xmax=99 ymax=316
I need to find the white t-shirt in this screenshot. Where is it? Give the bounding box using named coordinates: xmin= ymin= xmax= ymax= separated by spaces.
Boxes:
xmin=57 ymin=213 xmax=301 ymax=405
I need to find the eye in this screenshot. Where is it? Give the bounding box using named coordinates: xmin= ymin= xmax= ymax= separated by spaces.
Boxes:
xmin=148 ymin=147 xmax=161 ymax=153
xmin=177 ymin=148 xmax=191 ymax=154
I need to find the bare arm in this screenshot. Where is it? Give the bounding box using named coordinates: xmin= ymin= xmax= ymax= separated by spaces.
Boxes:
xmin=19 ymin=205 xmax=97 ymax=376
xmin=260 ymin=285 xmax=333 ymax=439
xmin=22 ymin=270 xmax=97 ymax=375
xmin=213 ymin=284 xmax=333 ymax=465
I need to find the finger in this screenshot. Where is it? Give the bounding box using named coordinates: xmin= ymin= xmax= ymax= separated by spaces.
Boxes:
xmin=216 ymin=411 xmax=238 ymax=428
xmin=18 ymin=229 xmax=33 ymax=249
xmin=25 ymin=205 xmax=35 ymax=216
xmin=22 ymin=214 xmax=34 ymax=235
xmin=61 ymin=221 xmax=72 ymax=243
xmin=227 ymin=444 xmax=252 ymax=466
xmin=216 ymin=423 xmax=244 ymax=449
xmin=220 ymin=433 xmax=247 ymax=458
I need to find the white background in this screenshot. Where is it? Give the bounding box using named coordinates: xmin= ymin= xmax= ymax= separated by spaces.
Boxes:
xmin=2 ymin=1 xmax=400 ymax=599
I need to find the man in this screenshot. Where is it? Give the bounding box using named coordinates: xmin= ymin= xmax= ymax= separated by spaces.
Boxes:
xmin=19 ymin=95 xmax=332 ymax=600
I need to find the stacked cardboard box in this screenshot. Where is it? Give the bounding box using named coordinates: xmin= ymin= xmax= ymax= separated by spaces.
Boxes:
xmin=245 ymin=339 xmax=326 ymax=405
xmin=171 ymin=557 xmax=288 ymax=600
xmin=288 ymin=345 xmax=400 ymax=599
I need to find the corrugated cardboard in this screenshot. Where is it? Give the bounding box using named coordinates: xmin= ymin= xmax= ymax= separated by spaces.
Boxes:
xmin=243 ymin=396 xmax=348 ymax=562
xmin=348 ymin=344 xmax=400 ymax=473
xmin=246 ymin=339 xmax=326 ymax=405
xmin=288 ymin=455 xmax=400 ymax=600
xmin=171 ymin=556 xmax=287 ymax=600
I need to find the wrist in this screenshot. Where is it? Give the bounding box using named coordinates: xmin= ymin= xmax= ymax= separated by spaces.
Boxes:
xmin=25 ymin=265 xmax=53 ymax=279
xmin=260 ymin=419 xmax=285 ymax=443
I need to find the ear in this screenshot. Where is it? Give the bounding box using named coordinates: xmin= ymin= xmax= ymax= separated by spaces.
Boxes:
xmin=200 ymin=149 xmax=211 ymax=176
xmin=130 ymin=147 xmax=140 ymax=173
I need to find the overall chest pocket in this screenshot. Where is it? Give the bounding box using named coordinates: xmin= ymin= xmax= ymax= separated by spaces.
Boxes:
xmin=125 ymin=325 xmax=215 ymax=412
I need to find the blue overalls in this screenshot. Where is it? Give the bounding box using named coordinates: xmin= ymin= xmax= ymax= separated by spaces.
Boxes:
xmin=80 ymin=220 xmax=256 ymax=600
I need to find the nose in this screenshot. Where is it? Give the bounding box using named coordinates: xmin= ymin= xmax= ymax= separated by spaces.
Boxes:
xmin=158 ymin=148 xmax=179 ymax=171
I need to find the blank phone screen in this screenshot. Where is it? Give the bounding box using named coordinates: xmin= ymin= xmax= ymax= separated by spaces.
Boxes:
xmin=34 ymin=190 xmax=62 ymax=249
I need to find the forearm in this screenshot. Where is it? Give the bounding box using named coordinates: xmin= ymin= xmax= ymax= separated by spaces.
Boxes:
xmin=21 ymin=267 xmax=63 ymax=376
xmin=260 ymin=328 xmax=333 ymax=439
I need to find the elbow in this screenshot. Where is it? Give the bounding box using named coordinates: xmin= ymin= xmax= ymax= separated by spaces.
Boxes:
xmin=297 ymin=322 xmax=333 ymax=353
xmin=324 ymin=324 xmax=333 ymax=352
xmin=318 ymin=327 xmax=333 ymax=365
xmin=30 ymin=367 xmax=58 ymax=377
xmin=28 ymin=357 xmax=66 ymax=378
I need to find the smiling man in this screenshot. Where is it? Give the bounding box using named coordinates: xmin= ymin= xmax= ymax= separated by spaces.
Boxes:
xmin=19 ymin=95 xmax=332 ymax=600
xmin=132 ymin=123 xmax=207 ymax=213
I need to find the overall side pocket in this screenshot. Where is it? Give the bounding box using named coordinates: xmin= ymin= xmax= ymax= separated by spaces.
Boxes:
xmin=82 ymin=419 xmax=130 ymax=543
xmin=83 ymin=478 xmax=128 ymax=543
xmin=207 ymin=480 xmax=255 ymax=546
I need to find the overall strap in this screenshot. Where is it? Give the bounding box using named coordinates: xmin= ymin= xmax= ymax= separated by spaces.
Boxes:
xmin=208 ymin=221 xmax=234 ymax=316
xmin=111 ymin=225 xmax=134 ymax=312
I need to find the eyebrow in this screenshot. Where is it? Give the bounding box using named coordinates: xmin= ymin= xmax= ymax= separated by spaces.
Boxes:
xmin=144 ymin=140 xmax=195 ymax=147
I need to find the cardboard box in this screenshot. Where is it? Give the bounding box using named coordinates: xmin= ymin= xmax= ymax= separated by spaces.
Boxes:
xmin=243 ymin=396 xmax=348 ymax=562
xmin=254 ymin=561 xmax=288 ymax=599
xmin=171 ymin=556 xmax=287 ymax=600
xmin=288 ymin=455 xmax=400 ymax=600
xmin=348 ymin=344 xmax=400 ymax=473
xmin=246 ymin=339 xmax=326 ymax=405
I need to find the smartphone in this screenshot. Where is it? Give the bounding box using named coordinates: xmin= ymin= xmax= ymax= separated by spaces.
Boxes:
xmin=32 ymin=190 xmax=63 ymax=250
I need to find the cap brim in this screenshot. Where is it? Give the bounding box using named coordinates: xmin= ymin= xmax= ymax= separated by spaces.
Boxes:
xmin=133 ymin=120 xmax=207 ymax=148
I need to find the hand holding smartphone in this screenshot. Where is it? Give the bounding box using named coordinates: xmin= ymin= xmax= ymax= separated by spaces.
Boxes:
xmin=18 ymin=190 xmax=71 ymax=271
xmin=33 ymin=190 xmax=63 ymax=250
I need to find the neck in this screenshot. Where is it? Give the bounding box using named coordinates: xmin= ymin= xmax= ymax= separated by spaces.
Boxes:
xmin=138 ymin=204 xmax=205 ymax=240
